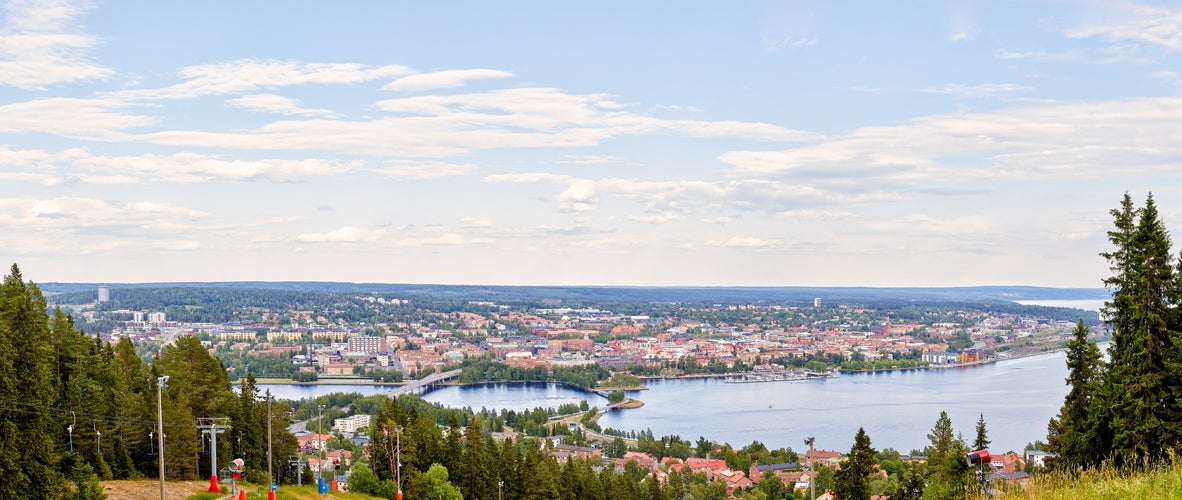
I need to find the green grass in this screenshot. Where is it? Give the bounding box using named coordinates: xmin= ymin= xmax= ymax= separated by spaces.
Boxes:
xmin=997 ymin=461 xmax=1182 ymax=499
xmin=192 ymin=482 xmax=385 ymax=500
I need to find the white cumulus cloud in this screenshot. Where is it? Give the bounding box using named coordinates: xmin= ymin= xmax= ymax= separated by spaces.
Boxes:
xmin=297 ymin=226 xmax=385 ymax=243
xmin=384 ymin=69 xmax=514 ymax=92
xmin=227 ymin=94 xmax=339 ymax=117
xmin=0 ymin=0 xmax=114 ymax=89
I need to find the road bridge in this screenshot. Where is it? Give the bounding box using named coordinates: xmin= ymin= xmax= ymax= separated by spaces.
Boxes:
xmin=385 ymin=369 xmax=462 ymax=397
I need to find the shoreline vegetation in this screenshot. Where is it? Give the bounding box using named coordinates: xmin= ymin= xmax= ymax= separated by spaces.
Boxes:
xmin=255 ymin=345 xmax=1086 ymax=388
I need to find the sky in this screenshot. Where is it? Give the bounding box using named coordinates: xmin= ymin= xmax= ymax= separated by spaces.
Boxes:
xmin=2 ymin=0 xmax=1181 ymax=287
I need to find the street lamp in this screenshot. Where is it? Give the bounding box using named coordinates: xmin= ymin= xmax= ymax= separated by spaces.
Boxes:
xmin=396 ymin=427 xmax=403 ymax=500
xmin=804 ymin=436 xmax=815 ymax=500
xmin=384 ymin=426 xmax=404 ymax=500
xmin=157 ymin=375 xmax=169 ymax=500
xmin=317 ymin=405 xmax=325 ymax=486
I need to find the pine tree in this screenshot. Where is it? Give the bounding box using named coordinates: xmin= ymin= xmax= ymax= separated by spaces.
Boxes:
xmin=834 ymin=427 xmax=877 ymax=500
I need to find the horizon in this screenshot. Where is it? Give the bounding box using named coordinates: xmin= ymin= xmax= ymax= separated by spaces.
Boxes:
xmin=3 ymin=1 xmax=1181 ymax=287
xmin=41 ymin=279 xmax=1108 ymax=290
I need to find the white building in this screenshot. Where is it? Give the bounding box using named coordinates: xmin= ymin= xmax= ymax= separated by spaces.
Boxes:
xmin=333 ymin=414 xmax=371 ymax=434
xmin=97 ymin=286 xmax=109 ymax=302
xmin=813 ymin=297 xmax=822 ymax=308
xmin=148 ymin=312 xmax=166 ymax=323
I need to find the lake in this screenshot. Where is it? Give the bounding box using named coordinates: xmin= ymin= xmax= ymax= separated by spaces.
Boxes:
xmin=262 ymin=350 xmax=1072 ymax=454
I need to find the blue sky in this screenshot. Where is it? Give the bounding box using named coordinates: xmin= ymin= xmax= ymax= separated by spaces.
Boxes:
xmin=2 ymin=0 xmax=1181 ymax=287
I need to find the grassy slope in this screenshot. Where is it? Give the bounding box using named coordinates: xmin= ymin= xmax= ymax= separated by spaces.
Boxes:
xmin=996 ymin=462 xmax=1182 ymax=499
xmin=101 ymin=480 xmax=384 ymax=500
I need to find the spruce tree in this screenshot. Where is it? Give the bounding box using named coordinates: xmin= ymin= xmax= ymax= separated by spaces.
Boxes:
xmin=1103 ymin=193 xmax=1181 ymax=466
xmin=1046 ymin=320 xmax=1102 ymax=469
xmin=972 ymin=413 xmax=990 ymax=451
xmin=834 ymin=427 xmax=877 ymax=500
xmin=0 ymin=265 xmax=66 ymax=497
xmin=923 ymin=412 xmax=971 ymax=500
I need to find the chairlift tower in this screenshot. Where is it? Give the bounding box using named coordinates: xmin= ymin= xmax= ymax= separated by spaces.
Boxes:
xmin=197 ymin=417 xmax=231 ymax=493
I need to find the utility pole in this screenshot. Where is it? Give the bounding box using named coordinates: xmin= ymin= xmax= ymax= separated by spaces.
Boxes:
xmin=267 ymin=391 xmax=274 ymax=500
xmin=197 ymin=417 xmax=230 ymax=493
xmin=157 ymin=376 xmax=168 ymax=500
xmin=385 ymin=426 xmax=403 ymax=500
xmin=805 ymin=436 xmax=816 ymax=500
xmin=396 ymin=428 xmax=402 ymax=500
xmin=317 ymin=405 xmax=325 ymax=487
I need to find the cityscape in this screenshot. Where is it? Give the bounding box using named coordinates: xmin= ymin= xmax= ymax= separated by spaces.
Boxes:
xmin=3 ymin=0 xmax=1182 ymax=498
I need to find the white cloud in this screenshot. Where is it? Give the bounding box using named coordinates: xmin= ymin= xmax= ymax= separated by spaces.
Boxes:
xmin=1051 ymin=230 xmax=1092 ymax=241
xmin=0 ymin=146 xmax=358 ymax=183
xmin=374 ymin=161 xmax=476 ymax=180
xmin=484 ymin=172 xmax=576 ymax=184
xmin=552 ymin=154 xmax=620 ymax=165
xmin=129 ymin=86 xmax=815 ymax=157
xmin=390 ymin=233 xmax=465 ymax=247
xmin=707 ymin=236 xmax=778 ymax=249
xmin=118 ymin=59 xmax=411 ymax=100
xmin=651 ymin=104 xmax=703 ymax=113
xmin=870 ymin=214 xmax=998 ymax=238
xmin=384 ymin=69 xmax=514 ymax=92
xmin=775 ymin=209 xmax=855 ymax=220
xmin=719 ymin=96 xmax=1182 ymax=189
xmin=924 ymin=83 xmax=1033 ymax=98
xmin=227 ymin=94 xmax=339 ymax=117
xmin=0 ymin=0 xmax=113 ymax=89
xmin=0 ymin=97 xmax=153 ymax=139
xmin=1067 ymin=4 xmax=1182 ymax=51
xmin=627 ymin=213 xmax=679 ymax=224
xmin=0 ymin=196 xmax=205 ymax=232
xmin=995 ymin=49 xmax=1080 ymax=62
xmin=297 ymin=226 xmax=385 ymax=243
xmin=459 ymin=217 xmax=493 ymax=228
xmin=557 ymin=180 xmax=598 ymax=212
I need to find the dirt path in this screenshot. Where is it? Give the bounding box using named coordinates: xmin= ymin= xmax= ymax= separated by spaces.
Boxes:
xmin=100 ymin=480 xmax=214 ymax=499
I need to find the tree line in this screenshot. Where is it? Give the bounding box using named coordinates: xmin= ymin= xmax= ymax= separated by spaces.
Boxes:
xmin=0 ymin=264 xmax=299 ymax=499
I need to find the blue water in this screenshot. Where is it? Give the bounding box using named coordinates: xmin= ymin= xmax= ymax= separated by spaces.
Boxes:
xmin=596 ymin=352 xmax=1068 ymax=454
xmin=262 ymin=351 xmax=1071 ymax=454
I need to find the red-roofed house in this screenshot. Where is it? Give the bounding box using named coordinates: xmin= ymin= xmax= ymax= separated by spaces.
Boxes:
xmin=805 ymin=449 xmax=843 ymax=467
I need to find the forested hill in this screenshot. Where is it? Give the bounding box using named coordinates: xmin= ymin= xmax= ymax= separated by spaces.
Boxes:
xmin=42 ymin=281 xmax=1108 ymax=305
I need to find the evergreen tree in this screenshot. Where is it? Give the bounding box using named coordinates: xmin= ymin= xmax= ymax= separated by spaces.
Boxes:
xmin=231 ymin=373 xmax=265 ymax=483
xmin=891 ymin=467 xmax=924 ymax=500
xmin=1046 ymin=320 xmax=1102 ymax=469
xmin=922 ymin=412 xmax=971 ymax=500
xmin=972 ymin=413 xmax=990 ymax=451
xmin=1101 ymin=193 xmax=1182 ymax=466
xmin=0 ymin=265 xmax=66 ymax=497
xmin=834 ymin=427 xmax=877 ymax=500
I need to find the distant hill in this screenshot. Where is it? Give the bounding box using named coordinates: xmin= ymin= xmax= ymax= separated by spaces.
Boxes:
xmin=40 ymin=281 xmax=1108 ymax=305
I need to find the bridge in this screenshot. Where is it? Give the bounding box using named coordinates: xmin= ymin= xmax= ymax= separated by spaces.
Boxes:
xmin=385 ymin=369 xmax=462 ymax=397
